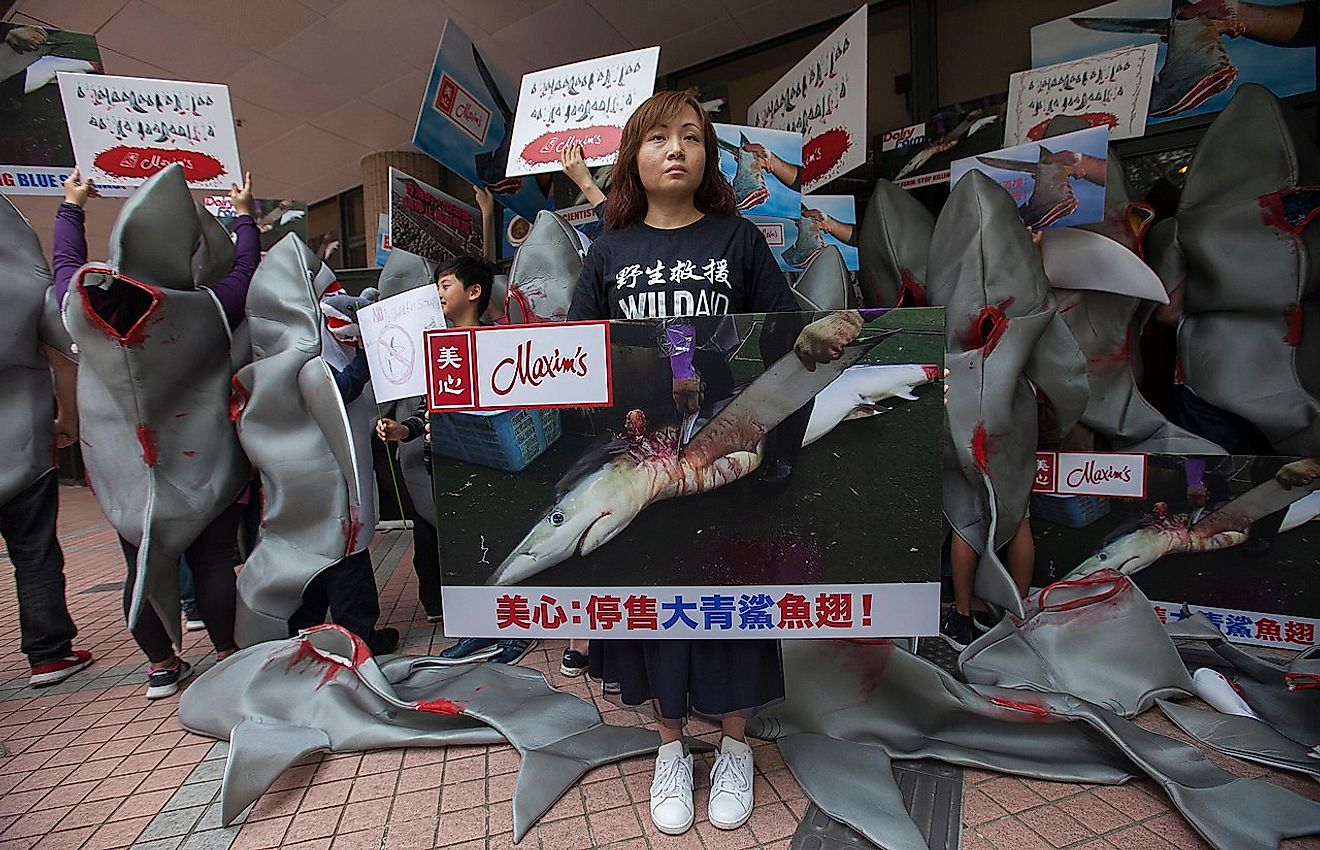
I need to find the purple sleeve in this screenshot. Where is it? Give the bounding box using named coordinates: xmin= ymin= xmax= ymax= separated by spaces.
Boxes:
xmin=52 ymin=203 xmax=87 ymax=305
xmin=210 ymin=215 xmax=260 ymax=330
xmin=665 ymin=323 xmax=696 ymax=380
xmin=1185 ymin=458 xmax=1206 ymax=490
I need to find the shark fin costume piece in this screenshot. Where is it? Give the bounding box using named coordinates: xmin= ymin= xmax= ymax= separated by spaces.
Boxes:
xmin=929 ymin=171 xmax=1089 ymax=615
xmin=857 ymin=179 xmax=934 ymax=308
xmin=222 ymin=721 xmax=330 ymax=825
xmin=64 ymin=164 xmax=248 ymax=647
xmin=231 ymin=235 xmax=365 ymax=646
xmin=958 ymin=570 xmax=1194 ymax=717
xmin=790 ymin=244 xmax=852 ymax=311
xmin=1157 ymin=699 xmax=1320 ymax=779
xmin=505 ymin=211 xmax=584 ymax=324
xmin=1151 ymin=84 xmax=1320 ymax=455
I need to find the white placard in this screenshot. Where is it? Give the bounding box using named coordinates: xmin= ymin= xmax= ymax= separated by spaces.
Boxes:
xmin=360 ymin=287 xmax=445 ymax=404
xmin=505 ymin=46 xmax=659 ymax=177
xmin=472 ymin=322 xmax=612 ymax=409
xmin=441 ymin=582 xmax=941 ymax=639
xmin=1005 ymin=44 xmax=1157 ymax=146
xmin=747 ymin=5 xmax=867 ymax=192
xmin=56 ymin=72 xmax=242 ymax=190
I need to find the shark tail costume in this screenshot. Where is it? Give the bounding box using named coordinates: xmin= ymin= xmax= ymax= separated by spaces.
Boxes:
xmin=63 ymin=165 xmax=250 ymax=648
xmin=1149 ymin=83 xmax=1320 ymax=455
xmin=232 ymin=234 xmax=377 ymax=647
xmin=929 ymin=171 xmax=1089 ymax=616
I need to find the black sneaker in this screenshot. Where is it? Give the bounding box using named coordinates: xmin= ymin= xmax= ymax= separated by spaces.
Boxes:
xmin=939 ymin=610 xmax=973 ymax=649
xmin=561 ymin=648 xmax=589 ymax=677
xmin=489 ymin=639 xmax=538 ymax=664
xmin=367 ymin=628 xmax=400 ymax=655
xmin=145 ymin=659 xmax=193 ymax=700
xmin=441 ymin=637 xmax=500 ymax=660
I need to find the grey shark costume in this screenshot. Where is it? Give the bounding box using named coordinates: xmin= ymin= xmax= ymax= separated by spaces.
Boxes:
xmin=1148 ymin=83 xmax=1320 ymax=455
xmin=180 ymin=625 xmax=661 ymax=840
xmin=789 ymin=245 xmax=853 ymax=312
xmin=930 ymin=171 xmax=1089 ymax=616
xmin=64 ymin=165 xmax=249 ymax=647
xmin=504 ymin=210 xmax=584 ymax=324
xmin=857 ymin=179 xmax=934 ymax=308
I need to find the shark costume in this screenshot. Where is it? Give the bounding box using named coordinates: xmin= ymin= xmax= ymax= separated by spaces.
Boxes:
xmin=857 ymin=179 xmax=934 ymax=308
xmin=930 ymin=171 xmax=1089 ymax=616
xmin=504 ymin=210 xmax=585 ymax=324
xmin=1148 ymin=84 xmax=1320 ymax=456
xmin=63 ymin=165 xmax=253 ymax=653
xmin=0 ymin=194 xmax=87 ymax=683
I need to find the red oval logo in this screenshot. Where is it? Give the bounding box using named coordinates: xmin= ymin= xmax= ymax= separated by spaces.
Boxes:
xmin=92 ymin=146 xmax=227 ymax=182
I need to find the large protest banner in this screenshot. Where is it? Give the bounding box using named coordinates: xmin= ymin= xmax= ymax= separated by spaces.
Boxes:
xmin=434 ymin=308 xmax=945 ymax=639
xmin=505 ymin=46 xmax=659 ymax=178
xmin=748 ymin=5 xmax=867 ymax=192
xmin=413 ymin=19 xmax=550 ymax=223
xmin=388 ymin=167 xmax=483 ymax=264
xmin=57 ymin=72 xmax=241 ymax=190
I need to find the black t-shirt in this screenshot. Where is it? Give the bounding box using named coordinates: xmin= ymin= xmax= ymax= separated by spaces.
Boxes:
xmin=568 ymin=213 xmax=797 ymax=321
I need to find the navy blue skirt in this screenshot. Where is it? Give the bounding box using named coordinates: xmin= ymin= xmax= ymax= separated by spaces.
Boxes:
xmin=587 ymin=638 xmax=784 ymax=727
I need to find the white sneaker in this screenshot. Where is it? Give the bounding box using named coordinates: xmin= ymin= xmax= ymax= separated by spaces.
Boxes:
xmin=708 ymin=736 xmax=754 ymax=830
xmin=650 ymin=741 xmax=694 ymax=835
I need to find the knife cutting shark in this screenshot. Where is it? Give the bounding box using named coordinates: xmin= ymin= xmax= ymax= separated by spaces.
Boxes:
xmin=976 ymin=146 xmax=1104 ymax=229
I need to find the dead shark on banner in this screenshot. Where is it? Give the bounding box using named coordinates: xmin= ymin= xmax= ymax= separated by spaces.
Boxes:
xmin=425 ymin=308 xmax=947 ymax=640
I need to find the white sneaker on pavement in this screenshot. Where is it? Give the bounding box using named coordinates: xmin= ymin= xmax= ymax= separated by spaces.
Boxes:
xmin=708 ymin=735 xmax=754 ymax=830
xmin=650 ymin=740 xmax=695 ymax=835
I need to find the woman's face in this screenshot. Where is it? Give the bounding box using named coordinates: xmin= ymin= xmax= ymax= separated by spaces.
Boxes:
xmin=636 ymin=104 xmax=706 ymax=202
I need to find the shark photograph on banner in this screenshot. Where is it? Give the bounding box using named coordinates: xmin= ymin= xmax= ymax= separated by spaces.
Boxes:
xmin=57 ymin=72 xmax=242 ymax=190
xmin=388 ymin=167 xmax=483 ymax=264
xmin=435 ymin=308 xmax=945 ymax=640
xmin=1031 ymin=0 xmax=1317 ymax=125
xmin=0 ymin=23 xmax=125 ymax=196
xmin=204 ymin=196 xmax=307 ymax=252
xmin=950 ymin=125 xmax=1109 ymax=229
xmin=877 ymin=93 xmax=1007 ymax=190
xmin=713 ymin=123 xmax=803 ymax=218
xmin=505 ymin=46 xmax=660 ymax=178
xmin=747 ymin=5 xmax=867 ymax=193
xmin=413 ymin=19 xmax=551 ymax=224
xmin=1005 ymin=43 xmax=1158 ymax=145
xmin=1031 ymin=453 xmax=1320 ymax=651
xmin=749 ymin=194 xmax=859 ymax=273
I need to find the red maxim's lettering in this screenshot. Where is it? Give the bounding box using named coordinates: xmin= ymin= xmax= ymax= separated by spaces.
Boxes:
xmin=491 ymin=340 xmax=590 ymax=395
xmin=1066 ymin=459 xmax=1133 ymax=488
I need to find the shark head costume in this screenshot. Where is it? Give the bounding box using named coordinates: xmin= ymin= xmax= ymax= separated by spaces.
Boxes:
xmin=930 ymin=171 xmax=1089 ymax=615
xmin=857 ymin=179 xmax=934 ymax=308
xmin=789 ymin=244 xmax=854 ymax=312
xmin=63 ymin=164 xmax=249 ymax=646
xmin=0 ymin=195 xmax=74 ymax=509
xmin=1148 ymin=83 xmax=1320 ymax=455
xmin=231 ymin=234 xmax=376 ymax=647
xmin=376 ymin=246 xmax=439 ymax=521
xmin=504 ymin=210 xmax=584 ymax=324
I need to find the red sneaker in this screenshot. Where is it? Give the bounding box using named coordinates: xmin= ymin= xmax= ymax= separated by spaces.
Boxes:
xmin=29 ymin=649 xmax=94 ymax=688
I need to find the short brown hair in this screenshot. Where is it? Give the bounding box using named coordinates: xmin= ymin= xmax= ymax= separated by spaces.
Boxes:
xmin=603 ymin=90 xmax=736 ymax=230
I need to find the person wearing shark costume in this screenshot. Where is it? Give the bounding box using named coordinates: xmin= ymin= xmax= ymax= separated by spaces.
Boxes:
xmin=0 ymin=193 xmax=94 ymax=688
xmin=59 ymin=165 xmax=257 ymax=698
xmin=178 ymin=624 xmax=664 ymax=840
xmin=788 ymin=244 xmax=854 ymax=312
xmin=857 ymin=179 xmax=936 ymax=309
xmin=932 ymin=171 xmax=1090 ymax=636
xmin=1147 ymin=84 xmax=1320 ymax=457
xmin=504 ymin=210 xmax=587 ymax=323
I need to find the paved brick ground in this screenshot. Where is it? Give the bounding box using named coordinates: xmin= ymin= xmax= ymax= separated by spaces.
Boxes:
xmin=1 ymin=484 xmax=1317 ymax=850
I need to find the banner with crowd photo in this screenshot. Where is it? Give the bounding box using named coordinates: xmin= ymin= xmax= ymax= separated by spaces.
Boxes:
xmin=203 ymin=196 xmax=307 ymax=252
xmin=1004 ymin=43 xmax=1157 ymax=146
xmin=876 ymin=93 xmax=1007 ymax=190
xmin=749 ymin=194 xmax=859 ymax=274
xmin=57 ymin=72 xmax=242 ymax=190
xmin=0 ymin=23 xmax=126 ymax=196
xmin=505 ymin=46 xmax=659 ymax=178
xmin=713 ymin=123 xmax=803 ymax=219
xmin=747 ymin=5 xmax=867 ymax=193
xmin=1031 ymin=0 xmax=1317 ymax=126
xmin=412 ymin=19 xmax=550 ymax=223
xmin=375 ymin=212 xmax=390 ymax=268
xmin=950 ymin=125 xmax=1109 ymax=230
xmin=1030 ymin=452 xmax=1320 ymax=651
xmin=387 ymin=167 xmax=483 ymax=264
xmin=433 ymin=308 xmax=945 ymax=640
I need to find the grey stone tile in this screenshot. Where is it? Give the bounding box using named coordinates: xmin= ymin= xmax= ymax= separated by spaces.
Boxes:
xmin=138 ymin=806 xmax=206 ymax=842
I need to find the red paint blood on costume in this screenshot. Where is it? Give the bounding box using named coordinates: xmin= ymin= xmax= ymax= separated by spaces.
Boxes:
xmin=137 ymin=424 xmax=158 ymax=467
xmin=229 ymin=374 xmax=250 ymax=424
xmin=959 ymin=298 xmax=1013 ymax=355
xmin=280 ymin=639 xmax=348 ymax=689
xmin=182 ymin=451 xmax=197 ymax=457
xmin=1284 ymin=304 xmax=1302 ymax=347
xmin=76 ymin=267 xmax=161 ymax=347
xmin=1086 ymin=328 xmax=1131 ymax=374
xmin=414 ymin=699 xmax=464 ymax=715
xmin=93 ymin=146 xmax=226 ymax=182
xmin=971 ymin=423 xmax=992 ymax=474
xmin=988 ymin=696 xmax=1053 ymax=717
xmin=343 ymin=516 xmax=364 ymax=557
xmin=801 ymin=128 xmax=852 ymax=186
xmin=896 ymin=268 xmax=928 ymax=307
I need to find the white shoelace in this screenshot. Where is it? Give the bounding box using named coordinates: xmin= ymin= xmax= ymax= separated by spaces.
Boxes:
xmin=710 ymin=751 xmax=751 ymax=799
xmin=652 ymin=756 xmax=692 ymax=803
